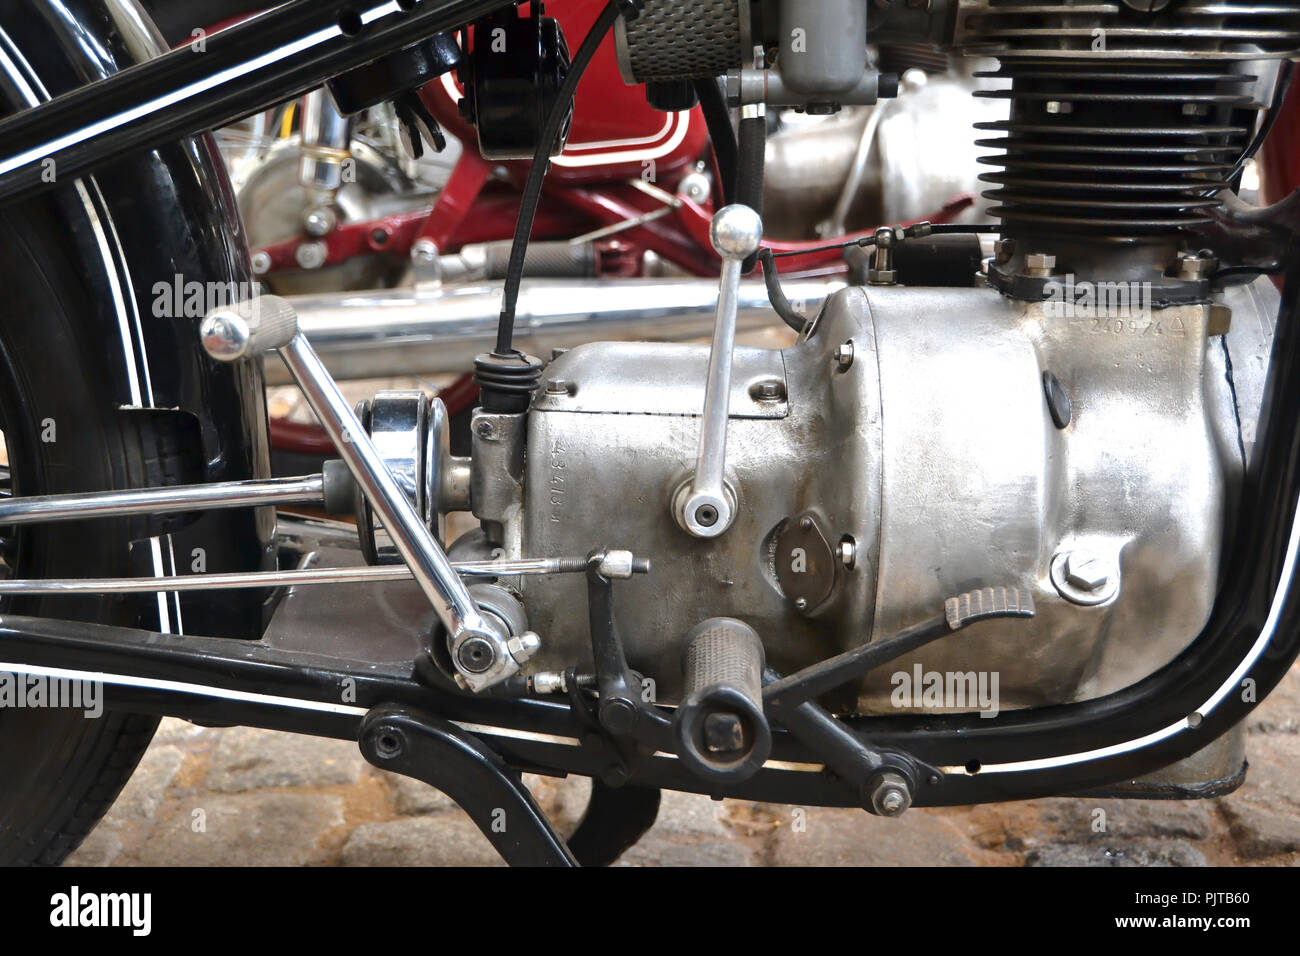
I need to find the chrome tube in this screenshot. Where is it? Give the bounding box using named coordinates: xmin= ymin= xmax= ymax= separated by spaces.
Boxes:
xmin=278 ymin=332 xmax=495 ymax=649
xmin=267 ymin=276 xmax=844 ymax=383
xmin=0 ymin=475 xmax=324 ymax=526
xmin=0 ymin=557 xmax=604 ymax=595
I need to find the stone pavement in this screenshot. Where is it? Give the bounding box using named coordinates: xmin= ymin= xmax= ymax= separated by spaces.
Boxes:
xmin=64 ymin=663 xmax=1300 ymax=867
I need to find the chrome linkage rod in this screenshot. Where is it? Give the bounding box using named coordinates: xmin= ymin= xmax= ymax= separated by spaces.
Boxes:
xmin=200 ymin=294 xmax=519 ymax=691
xmin=0 ymin=553 xmax=650 ymax=595
xmin=0 ymin=475 xmax=325 ymax=526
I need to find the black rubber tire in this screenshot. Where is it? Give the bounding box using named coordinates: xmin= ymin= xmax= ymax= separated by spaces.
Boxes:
xmin=0 ymin=191 xmax=181 ymax=866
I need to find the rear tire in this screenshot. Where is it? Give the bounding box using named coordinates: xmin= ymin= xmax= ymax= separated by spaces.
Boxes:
xmin=0 ymin=192 xmax=170 ymax=866
xmin=0 ymin=3 xmax=273 ymax=865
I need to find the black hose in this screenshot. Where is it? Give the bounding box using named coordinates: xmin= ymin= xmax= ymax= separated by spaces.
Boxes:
xmin=758 ymin=248 xmax=807 ymax=333
xmin=693 ymin=77 xmax=737 ymax=206
xmin=495 ymin=0 xmax=632 ymax=355
xmin=735 ymin=111 xmax=766 ymax=272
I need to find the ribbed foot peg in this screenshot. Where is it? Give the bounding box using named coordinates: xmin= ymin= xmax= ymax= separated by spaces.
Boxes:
xmin=673 ymin=617 xmax=772 ymax=784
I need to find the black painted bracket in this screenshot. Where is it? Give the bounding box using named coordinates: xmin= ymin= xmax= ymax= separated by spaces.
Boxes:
xmin=358 ymin=703 xmax=577 ymax=866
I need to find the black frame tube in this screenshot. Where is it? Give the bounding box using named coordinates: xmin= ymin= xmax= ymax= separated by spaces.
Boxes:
xmin=0 ymin=0 xmax=515 ymax=206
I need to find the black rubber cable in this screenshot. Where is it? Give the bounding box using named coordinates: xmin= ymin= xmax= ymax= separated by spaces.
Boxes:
xmin=693 ymin=77 xmax=738 ymax=205
xmin=767 ymin=222 xmax=996 ymax=260
xmin=495 ymin=0 xmax=634 ymax=356
xmin=1228 ymin=60 xmax=1295 ymax=191
xmin=758 ymin=248 xmax=808 ymax=333
xmin=735 ymin=111 xmax=766 ymax=272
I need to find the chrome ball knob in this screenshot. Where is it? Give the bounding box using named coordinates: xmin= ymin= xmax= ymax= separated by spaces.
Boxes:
xmin=709 ymin=204 xmax=763 ymax=262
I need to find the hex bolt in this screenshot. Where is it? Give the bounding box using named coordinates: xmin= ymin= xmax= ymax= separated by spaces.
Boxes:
xmin=834 ymin=341 xmax=855 ymax=372
xmin=1064 ymin=550 xmax=1110 ymax=591
xmin=754 ymin=380 xmax=783 ymax=401
xmin=1177 ymin=250 xmax=1217 ymax=280
xmin=545 ymin=378 xmax=571 ymax=396
xmin=474 ymin=419 xmax=496 ymax=439
xmin=839 ymin=536 xmax=857 ymax=569
xmin=869 ymin=772 xmax=912 ymax=817
xmin=1025 ymin=252 xmax=1057 ymax=278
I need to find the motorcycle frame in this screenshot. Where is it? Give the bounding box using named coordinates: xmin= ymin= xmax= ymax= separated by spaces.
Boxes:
xmin=0 ymin=0 xmax=1296 ymax=816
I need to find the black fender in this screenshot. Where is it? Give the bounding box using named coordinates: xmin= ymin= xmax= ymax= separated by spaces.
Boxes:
xmin=0 ymin=0 xmax=274 ymax=638
xmin=138 ymin=0 xmax=266 ymax=44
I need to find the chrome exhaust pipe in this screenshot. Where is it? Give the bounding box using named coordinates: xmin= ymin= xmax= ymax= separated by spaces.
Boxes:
xmin=267 ymin=276 xmax=843 ymax=383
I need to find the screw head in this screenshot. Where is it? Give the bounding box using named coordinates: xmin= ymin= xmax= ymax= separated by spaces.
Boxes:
xmin=410 ymin=238 xmax=439 ymax=264
xmin=456 ymin=636 xmax=496 ymax=674
xmin=303 ymin=206 xmax=336 ymax=237
xmin=200 ymin=310 xmax=252 ymax=362
xmin=250 ymin=250 xmax=272 ymax=275
xmin=474 ymin=419 xmax=495 ymax=439
xmin=1064 ymin=550 xmax=1110 ymax=591
xmin=294 ymin=240 xmax=328 ymax=270
xmin=695 ymin=504 xmax=719 ymax=527
xmin=793 ymin=597 xmax=809 ymax=612
xmin=601 ymin=698 xmax=638 ymax=735
xmin=709 ymin=204 xmax=764 ymax=261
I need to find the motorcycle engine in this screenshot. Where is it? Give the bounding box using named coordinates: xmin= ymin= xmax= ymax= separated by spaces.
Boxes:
xmin=434 ymin=0 xmax=1298 ymax=734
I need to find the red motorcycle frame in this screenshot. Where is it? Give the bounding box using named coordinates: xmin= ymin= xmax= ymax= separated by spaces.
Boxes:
xmin=253 ymin=0 xmax=971 ymax=283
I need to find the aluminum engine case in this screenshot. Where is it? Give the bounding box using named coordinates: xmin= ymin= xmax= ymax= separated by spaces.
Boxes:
xmin=517 ymin=281 xmax=1275 ymax=709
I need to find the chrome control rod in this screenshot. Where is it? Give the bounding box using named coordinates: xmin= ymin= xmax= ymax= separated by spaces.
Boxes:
xmin=675 ymin=205 xmax=763 ymax=539
xmin=0 ymin=475 xmax=324 ymax=526
xmin=0 ymin=553 xmax=650 ymax=595
xmin=199 ymin=295 xmax=506 ymax=687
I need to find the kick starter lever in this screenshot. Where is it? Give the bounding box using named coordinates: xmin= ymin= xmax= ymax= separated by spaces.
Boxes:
xmin=199 ymin=296 xmax=518 ymax=691
xmin=674 ymin=204 xmax=764 ymax=538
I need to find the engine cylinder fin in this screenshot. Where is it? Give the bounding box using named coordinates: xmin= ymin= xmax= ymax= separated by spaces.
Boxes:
xmin=955 ymin=0 xmax=1300 ymax=59
xmin=975 ymin=57 xmax=1260 ymax=235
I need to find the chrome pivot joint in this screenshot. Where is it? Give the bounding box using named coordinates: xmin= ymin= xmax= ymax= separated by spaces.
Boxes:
xmin=200 ymin=294 xmax=523 ymax=692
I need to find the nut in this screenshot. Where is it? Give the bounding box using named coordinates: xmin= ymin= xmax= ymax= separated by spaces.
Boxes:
xmin=1024 ymin=252 xmax=1057 ymax=277
xmin=506 ymin=631 xmax=541 ymax=664
xmin=869 ymin=772 xmax=911 ymax=817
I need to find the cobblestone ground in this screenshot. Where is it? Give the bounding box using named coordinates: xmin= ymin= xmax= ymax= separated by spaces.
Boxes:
xmin=62 ymin=662 xmax=1300 ymax=867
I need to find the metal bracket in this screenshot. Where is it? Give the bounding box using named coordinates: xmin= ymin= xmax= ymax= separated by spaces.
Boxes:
xmin=358 ymin=704 xmax=576 ymax=866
